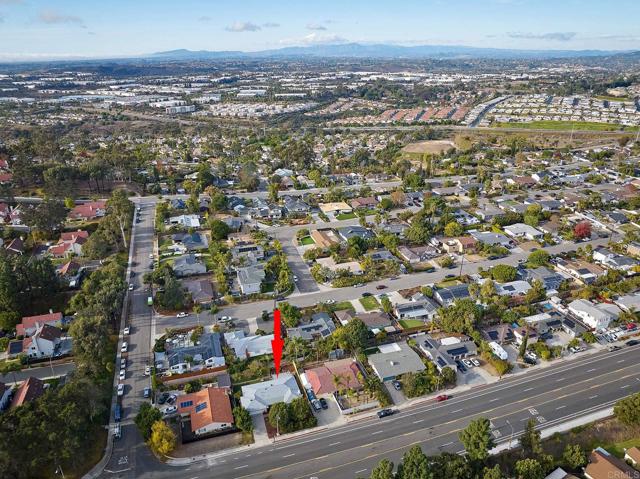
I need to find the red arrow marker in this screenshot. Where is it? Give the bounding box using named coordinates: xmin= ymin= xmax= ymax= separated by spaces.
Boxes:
xmin=271 ymin=308 xmax=284 ymax=377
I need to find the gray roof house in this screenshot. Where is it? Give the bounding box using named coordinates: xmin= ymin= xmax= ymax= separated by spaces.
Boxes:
xmin=224 ymin=330 xmax=274 ymax=358
xmin=183 ymin=279 xmax=214 ymax=304
xmin=283 ymin=196 xmax=311 ymax=215
xmin=394 ymin=298 xmax=439 ymax=322
xmin=520 ymin=266 xmax=565 ymax=294
xmin=470 ymin=231 xmax=513 ymax=248
xmin=236 ymin=264 xmax=265 ymax=295
xmin=240 ymin=373 xmax=302 ymax=414
xmin=419 ymin=334 xmax=477 ymax=372
xmin=163 ymin=332 xmax=225 ymax=374
xmin=337 ymin=226 xmax=376 ymax=242
xmin=171 ymin=232 xmax=208 ymax=251
xmin=367 ymin=341 xmax=426 ymax=381
xmin=434 ymin=284 xmax=471 ymax=306
xmin=173 ymin=254 xmax=207 ymax=277
xmin=286 ymin=312 xmax=336 ymax=341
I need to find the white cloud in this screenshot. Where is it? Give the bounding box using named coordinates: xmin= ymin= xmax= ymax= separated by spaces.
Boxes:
xmin=225 ymin=21 xmax=261 ymax=32
xmin=38 ymin=9 xmax=85 ymax=27
xmin=280 ymin=33 xmax=348 ymax=46
xmin=507 ymin=31 xmax=576 ymax=42
xmin=306 ymin=23 xmax=327 ymax=31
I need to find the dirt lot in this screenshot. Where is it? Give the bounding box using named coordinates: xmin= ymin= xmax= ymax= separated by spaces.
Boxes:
xmin=402 ymin=140 xmax=457 ymax=155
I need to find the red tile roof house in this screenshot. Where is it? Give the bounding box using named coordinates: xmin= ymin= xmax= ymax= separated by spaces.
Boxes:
xmin=68 ymin=200 xmax=107 ymax=221
xmin=304 ymin=359 xmax=364 ymax=396
xmin=11 ymin=377 xmax=45 ymax=409
xmin=23 ymin=323 xmax=63 ymax=359
xmin=176 ymin=387 xmax=234 ymax=437
xmin=16 ymin=312 xmax=63 ymax=337
xmin=350 ymin=197 xmax=378 ymax=209
xmin=48 ymin=230 xmax=89 ymax=257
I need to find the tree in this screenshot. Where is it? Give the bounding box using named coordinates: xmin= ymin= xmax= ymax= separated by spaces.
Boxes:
xmin=514 ymin=458 xmax=545 ymax=479
xmin=210 ymin=219 xmax=231 ymax=240
xmin=480 ymin=280 xmax=497 ymax=302
xmin=148 ymin=420 xmax=176 ymax=456
xmin=458 ymin=417 xmax=494 ymax=462
xmin=342 ymin=318 xmax=369 ymax=351
xmin=489 ymin=264 xmax=517 ymax=283
xmin=403 ymin=173 xmax=425 ymax=190
xmin=573 ymin=221 xmax=591 ymax=240
xmin=562 ymin=444 xmax=587 ymax=470
xmin=21 ymin=199 xmax=67 ymax=238
xmin=347 ymin=236 xmax=368 ymax=258
xmin=370 ymin=459 xmax=394 ymax=479
xmin=268 ymin=182 xmax=280 ymax=203
xmin=69 ymin=315 xmax=111 ymax=378
xmin=279 ymin=302 xmax=301 ymax=328
xmin=520 ymin=419 xmax=542 ymax=457
xmin=527 ymin=250 xmax=550 ymax=268
xmin=435 ymin=299 xmax=482 ymax=335
xmin=482 ymin=465 xmax=503 ymax=479
xmin=396 ymin=445 xmax=432 ymax=479
xmin=525 ymin=279 xmax=546 ymax=303
xmin=380 ymin=296 xmax=393 ymax=314
xmin=444 ymin=221 xmax=463 ymax=237
xmin=614 ymin=392 xmax=640 ymax=425
xmin=135 ymin=403 xmax=162 ymax=441
xmin=430 ymin=452 xmax=472 ymax=479
xmin=157 ymin=276 xmax=186 ymax=310
xmin=233 ymin=406 xmax=253 ymax=434
xmin=438 ymin=255 xmax=454 ymax=268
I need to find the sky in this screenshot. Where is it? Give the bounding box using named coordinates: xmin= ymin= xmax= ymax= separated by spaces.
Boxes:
xmin=0 ymin=0 xmax=640 ymax=61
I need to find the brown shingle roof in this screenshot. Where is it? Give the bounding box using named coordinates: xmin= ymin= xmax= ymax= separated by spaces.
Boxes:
xmin=585 ymin=448 xmax=638 ymax=479
xmin=11 ymin=377 xmax=45 ymax=409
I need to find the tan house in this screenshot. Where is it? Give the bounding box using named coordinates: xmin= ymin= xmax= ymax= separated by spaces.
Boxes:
xmin=442 ymin=236 xmax=478 ymax=254
xmin=310 ymin=229 xmax=342 ymax=249
xmin=584 ymin=447 xmax=638 ymax=479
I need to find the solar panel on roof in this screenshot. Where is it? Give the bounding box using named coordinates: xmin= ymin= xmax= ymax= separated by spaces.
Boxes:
xmin=446 ymin=346 xmax=469 ymax=357
xmin=180 ymin=400 xmax=193 ymax=408
xmin=195 ymin=402 xmax=207 ymax=413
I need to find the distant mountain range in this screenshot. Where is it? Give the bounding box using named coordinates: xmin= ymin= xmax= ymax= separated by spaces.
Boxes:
xmin=151 ymin=43 xmax=633 ymax=60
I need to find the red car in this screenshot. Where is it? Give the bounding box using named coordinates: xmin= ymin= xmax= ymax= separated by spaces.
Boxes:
xmin=435 ymin=394 xmax=449 ymax=402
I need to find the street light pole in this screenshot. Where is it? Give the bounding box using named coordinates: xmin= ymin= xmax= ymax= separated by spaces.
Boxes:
xmin=506 ymin=419 xmax=514 ymax=449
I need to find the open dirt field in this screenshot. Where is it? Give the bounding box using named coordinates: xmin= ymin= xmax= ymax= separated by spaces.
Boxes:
xmin=402 ymin=139 xmax=457 ymax=155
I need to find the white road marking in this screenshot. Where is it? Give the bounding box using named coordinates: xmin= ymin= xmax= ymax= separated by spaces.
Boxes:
xmin=556 ymin=405 xmax=566 ymax=410
xmin=489 ymin=398 xmax=499 ymax=402
xmin=621 ymin=384 xmax=631 ymax=389
xmin=441 ymin=441 xmax=454 ymax=447
xmin=523 ymin=387 xmax=534 ymax=392
xmin=355 ymin=469 xmax=368 ymax=474
xmin=413 ymin=419 xmax=425 ymax=424
xmin=234 ymin=465 xmax=248 ymax=470
xmin=618 ymin=359 xmax=625 ymax=363
xmin=450 ymin=409 xmax=463 ymax=414
xmin=372 ymin=430 xmax=384 ymax=435
xmin=283 ymin=453 xmax=296 ymax=458
xmin=589 ymin=395 xmax=598 ymax=399
xmin=587 ymin=368 xmax=597 ymax=372
xmin=329 ymin=441 xmax=342 ymax=446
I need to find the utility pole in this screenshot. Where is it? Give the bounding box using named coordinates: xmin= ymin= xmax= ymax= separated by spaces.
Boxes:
xmin=506 ymin=419 xmax=514 ymax=449
xmin=458 ymin=253 xmax=464 ymax=278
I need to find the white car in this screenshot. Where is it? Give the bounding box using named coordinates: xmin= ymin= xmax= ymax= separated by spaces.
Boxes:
xmin=144 ymin=365 xmax=151 ymax=376
xmin=219 ymin=316 xmax=232 ymax=322
xmin=120 ymin=342 xmax=128 ymax=353
xmin=471 ymin=358 xmax=481 ymax=367
xmin=119 ymin=369 xmax=126 ymax=380
xmin=120 ymin=358 xmax=126 ymax=369
xmin=176 ymin=312 xmax=188 ymax=318
xmin=294 ymin=275 xmax=299 ymax=282
xmin=148 ymin=253 xmax=154 ymax=259
xmin=462 ymin=359 xmax=474 ymax=368
xmin=325 ymin=299 xmax=335 ymax=305
xmin=117 ymin=383 xmax=125 ymax=396
xmin=163 ymin=405 xmax=178 ymax=416
xmin=128 ymin=284 xmax=134 ymax=291
xmin=123 ymin=326 xmax=130 ymax=335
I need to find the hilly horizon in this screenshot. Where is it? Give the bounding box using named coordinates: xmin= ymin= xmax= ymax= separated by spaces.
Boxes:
xmin=151 ymin=42 xmax=634 ymax=60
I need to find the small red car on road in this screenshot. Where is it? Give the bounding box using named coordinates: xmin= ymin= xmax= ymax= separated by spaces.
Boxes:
xmin=435 ymin=394 xmax=449 ymax=402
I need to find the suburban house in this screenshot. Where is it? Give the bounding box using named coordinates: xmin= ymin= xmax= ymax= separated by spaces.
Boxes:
xmin=48 ymin=230 xmax=89 ymax=257
xmin=544 ymin=468 xmax=578 ymax=479
xmin=236 ymin=264 xmax=265 ymax=295
xmin=283 ymin=196 xmax=310 ymax=215
xmin=302 ymin=359 xmax=363 ymax=396
xmin=568 ymin=299 xmax=620 ymax=331
xmin=394 ymin=298 xmax=439 ymax=323
xmin=173 ymin=254 xmax=207 ymax=277
xmin=482 ymin=324 xmax=515 ymax=344
xmin=224 ymin=331 xmax=274 ymax=359
xmin=318 ymin=202 xmax=352 ymax=215
xmin=624 ymin=446 xmax=640 ymax=467
xmin=177 ymin=386 xmax=234 ymax=436
xmin=476 ymin=204 xmax=505 ymax=222
xmin=171 ymin=232 xmax=208 ymax=251
xmin=470 ymin=231 xmax=513 ymax=248
xmin=367 ymin=341 xmax=426 ymax=381
xmin=584 ymin=447 xmax=638 ymax=479
xmin=16 ymin=312 xmax=63 ymax=337
xmin=350 ymin=197 xmax=378 ymax=209
xmin=286 ymin=312 xmax=336 ymax=341
xmin=163 ymin=332 xmax=225 ymax=374
xmin=23 ymin=323 xmax=70 ymax=359
xmin=626 ymin=241 xmax=640 ymax=257
xmin=496 ymin=280 xmax=533 ymax=298
xmin=555 ymin=258 xmax=606 ymax=284
xmin=419 ymin=334 xmax=477 ymax=372
xmin=334 ymin=310 xmax=393 ymax=333
xmin=337 ymin=225 xmax=375 ymax=242
xmin=315 ymin=257 xmax=363 ymax=276
xmin=441 ymin=236 xmax=478 ymax=254
xmin=592 ymin=246 xmax=638 ymax=273
xmin=240 ymin=373 xmax=302 ymax=414
xmin=310 ymin=229 xmax=342 ymax=249
xmin=614 ymin=293 xmax=640 ymax=312
xmin=504 ymin=223 xmax=544 ymax=241
xmin=68 ymin=201 xmax=107 ymax=221
xmin=231 ymin=242 xmax=265 ymax=263
xmin=0 ymin=382 xmax=12 ymax=411
xmin=11 ymin=377 xmax=45 ymax=409
xmin=398 ymin=245 xmax=439 ymax=263
xmin=183 ymin=279 xmax=214 ymax=305
xmin=168 ymin=214 xmax=201 ymax=228
xmin=434 ymin=284 xmax=471 ymax=306
xmin=520 ymin=266 xmax=566 ymax=294
xmin=513 ymin=327 xmax=538 ymax=345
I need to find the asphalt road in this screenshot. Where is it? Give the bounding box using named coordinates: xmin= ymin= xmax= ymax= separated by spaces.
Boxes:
xmin=109 ymin=344 xmax=640 ymax=479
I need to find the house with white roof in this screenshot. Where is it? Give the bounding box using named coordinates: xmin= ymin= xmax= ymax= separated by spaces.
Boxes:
xmin=568 ymin=299 xmax=620 ymax=331
xmin=224 ymin=331 xmax=274 ymax=359
xmin=240 ymin=373 xmax=302 ymax=414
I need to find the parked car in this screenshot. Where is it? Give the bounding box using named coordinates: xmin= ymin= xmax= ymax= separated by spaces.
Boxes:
xmin=462 ymin=359 xmax=474 ymax=368
xmin=166 ymin=394 xmax=177 ymax=405
xmin=143 ymin=387 xmax=151 ymax=399
xmin=294 ymin=275 xmax=299 ymax=282
xmin=377 ymin=408 xmax=395 ymax=418
xmin=176 ymin=312 xmax=188 ymax=318
xmin=608 ymin=345 xmax=622 ymax=352
xmin=312 ymin=399 xmax=322 ymax=412
xmin=361 ymin=292 xmax=372 ymax=297
xmin=128 ymin=284 xmax=134 ymax=291
xmin=144 ymin=365 xmax=151 ymax=376
xmin=119 ymin=369 xmax=126 ymax=380
xmin=123 ymin=326 xmax=130 ymax=335
xmin=523 ymin=356 xmax=536 ymax=365
xmin=626 ymin=339 xmax=640 ymax=347
xmin=376 ymin=285 xmax=387 ymax=290
xmin=120 ymin=342 xmax=128 ymax=353
xmin=435 ymin=394 xmax=449 ymax=402
xmin=392 ymin=380 xmax=402 ymax=391
xmin=319 ymin=398 xmax=328 ymax=410
xmin=120 ymin=358 xmax=126 ymax=369
xmin=445 ymin=274 xmax=456 ymax=279
xmin=158 ymin=392 xmax=170 ymax=405
xmin=163 ymin=405 xmax=177 ymax=416
xmin=455 ymin=360 xmax=467 ymax=373
xmin=117 ymin=383 xmax=124 ymax=396
xmin=471 ymin=358 xmax=480 ymax=367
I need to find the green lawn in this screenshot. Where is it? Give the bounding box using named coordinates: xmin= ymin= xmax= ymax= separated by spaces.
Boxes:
xmin=359 ymin=296 xmax=380 ymax=311
xmin=399 ymin=319 xmax=425 ymax=329
xmin=331 ymin=300 xmax=356 ymax=312
xmin=598 ymin=437 xmax=640 ymax=458
xmin=300 ymin=236 xmax=315 ymax=246
xmin=494 ymin=120 xmax=638 ymax=132
xmin=336 ymin=212 xmax=357 ymax=220
xmin=436 ymin=279 xmax=461 ymax=288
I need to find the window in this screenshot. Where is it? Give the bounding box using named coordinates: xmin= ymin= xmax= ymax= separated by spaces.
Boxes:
xmin=179 ymin=400 xmax=193 ymax=408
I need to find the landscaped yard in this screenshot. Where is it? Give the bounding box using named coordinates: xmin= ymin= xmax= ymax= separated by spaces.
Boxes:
xmin=399 ymin=319 xmax=425 ymax=329
xmin=435 ymin=278 xmax=461 ymax=288
xmin=299 ymin=236 xmax=315 ymax=246
xmin=359 ymin=296 xmax=380 ymax=311
xmin=330 ymin=300 xmax=356 ymax=312
xmin=336 ymin=212 xmax=357 ymax=220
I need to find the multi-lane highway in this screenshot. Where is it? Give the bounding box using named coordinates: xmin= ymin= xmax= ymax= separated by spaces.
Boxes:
xmin=101 ymin=343 xmax=640 ymax=479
